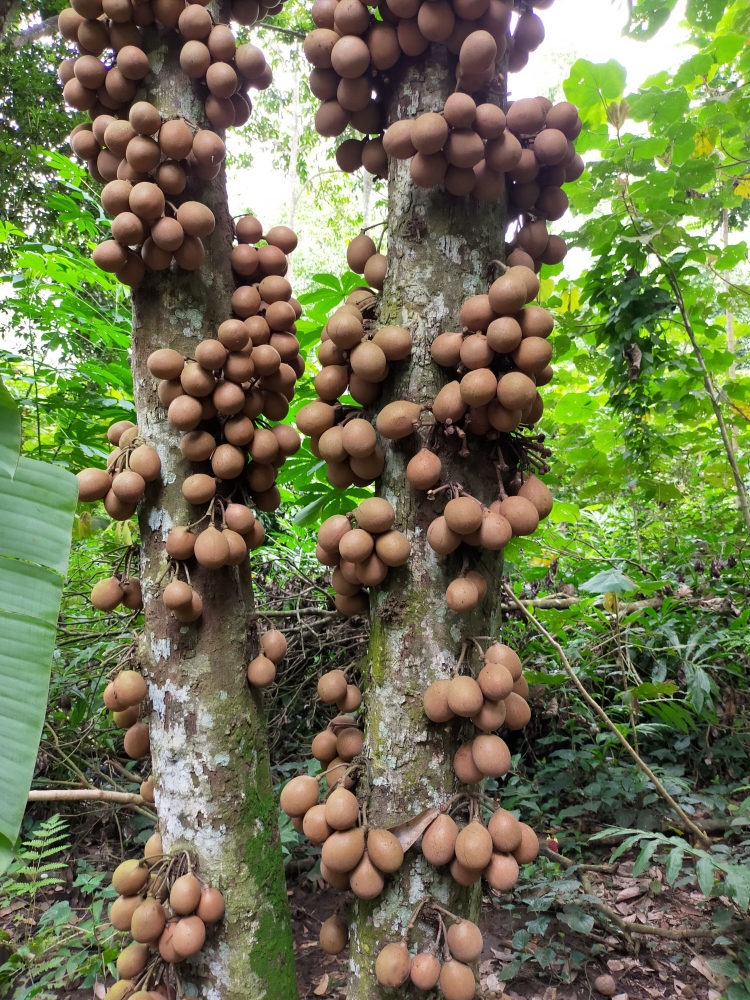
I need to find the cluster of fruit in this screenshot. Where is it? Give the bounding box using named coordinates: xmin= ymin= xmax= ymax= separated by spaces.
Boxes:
xmin=380 ymin=92 xmax=582 ymax=208
xmin=74 ymin=106 xmax=225 ymax=285
xmin=344 ymin=231 xmax=388 ymax=289
xmin=177 ymin=20 xmax=271 ymax=129
xmin=374 ymin=916 xmax=487 ymax=997
xmin=280 ymin=764 xmax=406 ymax=900
xmin=431 ymin=263 xmax=552 ymax=427
xmin=421 ymin=806 xmax=538 ymax=894
xmin=303 ymin=0 xmax=554 ymax=177
xmin=105 ymin=838 xmax=225 ymax=1000
xmin=503 ymin=97 xmax=584 ymax=239
xmin=57 ymin=0 xmax=274 ymax=287
xmin=314 ymin=499 xmax=411 ymax=615
xmin=102 ymin=668 xmax=151 ymax=767
xmin=77 ymin=418 xmax=161 ymax=522
xmin=426 ymin=637 xmax=529 ymax=737
xmin=310 ymin=670 xmax=363 ymax=782
xmin=246 ymin=627 xmax=288 ymax=687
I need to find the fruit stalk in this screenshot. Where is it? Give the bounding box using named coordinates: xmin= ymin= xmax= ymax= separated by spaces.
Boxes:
xmin=347 ymin=43 xmax=508 ymax=999
xmin=128 ymin=22 xmax=295 ymax=1000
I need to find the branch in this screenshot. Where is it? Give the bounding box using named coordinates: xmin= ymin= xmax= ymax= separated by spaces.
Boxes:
xmin=502 ymin=583 xmax=711 ymax=847
xmin=11 ymin=13 xmax=57 ymax=46
xmin=257 ymin=21 xmax=305 ymax=40
xmin=28 ymin=788 xmax=146 ymax=804
xmin=539 ymin=847 xmax=750 ymax=941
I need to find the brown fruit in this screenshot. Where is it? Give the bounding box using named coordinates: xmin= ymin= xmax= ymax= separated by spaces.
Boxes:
xmin=594 ymin=974 xmax=617 ymax=997
xmin=477 ymin=660 xmax=513 ymax=700
xmin=446 ymin=919 xmax=483 ymax=963
xmin=431 ymin=331 xmax=463 ymax=366
xmin=453 ymin=741 xmax=483 ymax=784
xmin=488 ymin=808 xmax=522 ymax=852
xmin=375 ymin=942 xmax=411 ymax=988
xmin=280 ymin=774 xmax=319 ymax=817
xmin=512 ymin=823 xmax=539 ymax=864
xmin=483 ymin=851 xmax=519 ymax=891
xmin=336 ymin=726 xmax=364 ymax=762
xmin=423 ymin=679 xmax=455 ymax=723
xmin=77 ymin=467 xmax=112 ymax=502
xmin=455 ymin=820 xmax=493 ymax=871
xmin=303 ymin=803 xmax=333 ymax=843
xmin=172 ymin=914 xmax=206 ymax=958
xmin=354 ymin=497 xmax=395 ymax=533
xmin=321 ymin=826 xmax=365 ymax=872
xmin=471 ymin=733 xmax=510 ymax=777
xmin=112 ymin=669 xmax=147 ymax=708
xmin=247 ymin=655 xmax=276 ymax=687
xmin=196 ymin=886 xmax=225 ymax=924
xmin=339 ymin=527 xmax=374 ymax=564
xmin=366 ymin=829 xmax=403 ymax=873
xmin=447 ymin=675 xmax=483 ymax=717
xmin=410 ymin=150 xmax=448 ymax=188
xmin=503 ymin=691 xmax=531 ymax=731
xmin=406 ymin=448 xmax=442 ymax=490
xmin=471 ymin=697 xmax=506 ymax=732
xmin=383 ymin=119 xmax=417 ymax=159
xmin=440 ymin=960 xmax=476 ymax=1000
xmin=426 ymin=516 xmax=461 ymax=555
xmin=318 ymin=514 xmax=351 ymax=553
xmin=259 ymin=629 xmax=287 ymax=665
xmin=124 ymin=721 xmax=150 ymax=759
xmin=410 ymin=953 xmax=441 ymax=991
xmin=91 ymin=576 xmax=124 ymax=611
xmin=375 ymin=400 xmax=421 ymax=440
xmin=325 ymin=785 xmax=359 ymax=831
xmin=460 ymin=368 xmax=497 ymax=407
xmin=318 ymin=669 xmax=348 ymax=704
xmin=517 ymin=475 xmax=553 ymax=519
xmin=131 ymin=897 xmax=166 ymax=943
xmin=109 ymin=893 xmax=141 ymax=930
xmin=497 ymin=496 xmax=539 ymax=536
xmin=422 ymin=812 xmax=458 ymax=865
xmin=350 ymin=849 xmax=386 ymax=901
xmin=320 ymin=914 xmax=348 ymax=954
xmin=496 ymin=371 xmax=536 ymax=411
xmin=116 ymin=942 xmax=150 ymax=979
xmin=112 ymin=858 xmax=149 ymax=896
xmin=446 ymin=577 xmax=479 ymax=612
xmin=484 ymin=642 xmax=522 ymax=679
xmin=374 ymin=530 xmax=410 ymax=567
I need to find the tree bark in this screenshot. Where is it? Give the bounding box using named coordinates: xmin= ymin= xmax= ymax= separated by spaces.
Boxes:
xmin=130 ymin=26 xmax=296 ymax=1000
xmin=348 ymin=48 xmax=507 ymax=999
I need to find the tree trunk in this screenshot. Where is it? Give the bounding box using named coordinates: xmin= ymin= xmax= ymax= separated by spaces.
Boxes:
xmin=130 ymin=27 xmax=296 ymax=1000
xmin=348 ymin=48 xmax=507 ymax=999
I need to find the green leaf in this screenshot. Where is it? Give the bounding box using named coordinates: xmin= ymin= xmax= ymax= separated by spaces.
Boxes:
xmin=696 ymin=855 xmax=715 ymax=897
xmin=579 ymin=568 xmax=637 ymax=594
xmin=564 ymin=59 xmax=627 ymax=116
xmin=632 ymin=837 xmax=660 ymax=876
xmin=665 ymin=845 xmax=685 ymax=886
xmin=0 ymin=377 xmax=21 ymax=480
xmin=293 ymin=494 xmax=329 ymax=526
xmin=559 ymin=904 xmax=595 ymax=934
xmin=0 ymin=456 xmax=77 ymax=853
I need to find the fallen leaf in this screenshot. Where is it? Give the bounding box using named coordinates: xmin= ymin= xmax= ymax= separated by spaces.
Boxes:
xmin=314 ymin=973 xmax=330 ymax=996
xmin=93 ymin=986 xmax=106 ymax=1000
xmin=708 ymin=991 xmax=722 ymax=1000
xmin=484 ymin=973 xmax=502 ymax=993
xmin=389 ymin=807 xmax=440 ymax=850
xmin=479 ymin=960 xmax=494 ymax=976
xmin=542 ymin=988 xmax=557 ymax=1000
xmin=612 ymin=994 xmax=629 ymax=1000
xmin=690 ymin=956 xmax=728 ymax=990
xmin=616 ymin=886 xmax=644 ymax=902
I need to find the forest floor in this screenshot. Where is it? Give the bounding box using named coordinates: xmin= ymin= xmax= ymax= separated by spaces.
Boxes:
xmin=0 ymin=850 xmax=736 ymax=1000
xmin=290 ymin=859 xmax=732 ymax=1000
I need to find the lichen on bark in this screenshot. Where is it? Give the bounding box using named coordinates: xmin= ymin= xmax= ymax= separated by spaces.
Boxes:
xmin=347 ymin=47 xmax=508 ymax=1000
xmin=129 ymin=21 xmax=296 ymax=1000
